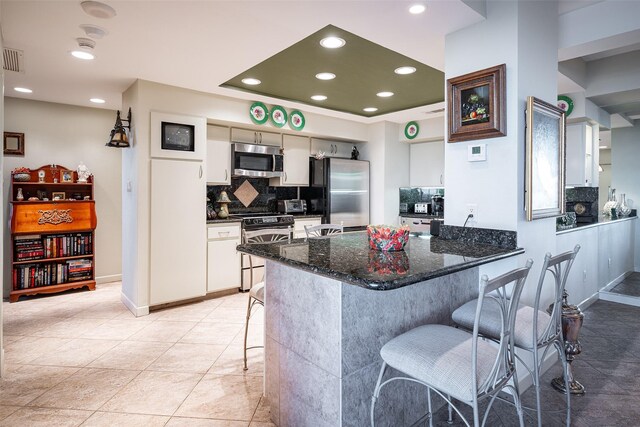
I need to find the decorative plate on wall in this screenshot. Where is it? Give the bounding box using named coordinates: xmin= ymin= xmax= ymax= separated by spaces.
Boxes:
xmin=404 ymin=121 xmax=419 ymax=139
xmin=557 ymin=95 xmax=574 ymax=117
xmin=270 ymin=105 xmax=288 ymax=128
xmin=289 ymin=110 xmax=305 ymax=131
xmin=249 ymin=101 xmax=269 ymax=125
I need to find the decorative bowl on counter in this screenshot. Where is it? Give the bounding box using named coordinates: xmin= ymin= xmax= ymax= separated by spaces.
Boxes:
xmin=367 ymin=225 xmax=410 ymax=252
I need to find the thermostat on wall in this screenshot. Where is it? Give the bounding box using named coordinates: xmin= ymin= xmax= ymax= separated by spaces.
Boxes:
xmin=468 ymin=144 xmax=487 ymax=162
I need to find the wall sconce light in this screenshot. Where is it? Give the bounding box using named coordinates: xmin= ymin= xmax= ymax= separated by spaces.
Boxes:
xmin=106 ymin=107 xmax=132 ymax=148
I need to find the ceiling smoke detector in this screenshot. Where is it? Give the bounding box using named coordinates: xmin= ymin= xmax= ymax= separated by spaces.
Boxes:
xmin=80 ymin=1 xmax=116 ymax=19
xmin=80 ymin=24 xmax=108 ymax=39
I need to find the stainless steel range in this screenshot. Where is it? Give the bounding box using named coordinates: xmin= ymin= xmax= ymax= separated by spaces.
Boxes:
xmin=230 ymin=212 xmax=294 ymax=291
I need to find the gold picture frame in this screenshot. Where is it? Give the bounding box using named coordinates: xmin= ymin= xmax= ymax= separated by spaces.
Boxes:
xmin=447 ymin=64 xmax=506 ymax=143
xmin=525 ymin=96 xmax=566 ymax=221
xmin=60 ymin=170 xmax=73 ymax=183
xmin=52 ymin=192 xmax=66 ymax=200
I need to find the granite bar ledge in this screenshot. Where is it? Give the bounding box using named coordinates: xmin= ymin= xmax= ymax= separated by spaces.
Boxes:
xmin=237 ymin=231 xmax=523 ymax=290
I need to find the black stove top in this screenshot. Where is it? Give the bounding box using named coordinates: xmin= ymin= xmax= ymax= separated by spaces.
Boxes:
xmin=230 ymin=212 xmax=294 ymax=228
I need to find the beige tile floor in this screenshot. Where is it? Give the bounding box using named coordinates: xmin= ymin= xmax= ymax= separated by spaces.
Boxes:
xmin=1 ymin=282 xmax=273 ymax=427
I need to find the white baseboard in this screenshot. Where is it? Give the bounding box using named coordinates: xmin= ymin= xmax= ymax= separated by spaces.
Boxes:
xmin=96 ymin=274 xmax=122 ymax=285
xmin=578 ymin=292 xmax=599 ymax=311
xmin=120 ymin=291 xmax=149 ymax=317
xmin=598 ymin=292 xmax=640 ymax=307
xmin=600 ymin=271 xmax=633 ymax=292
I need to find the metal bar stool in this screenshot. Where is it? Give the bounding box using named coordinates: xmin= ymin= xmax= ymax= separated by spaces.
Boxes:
xmin=371 ymin=259 xmax=534 ymax=427
xmin=452 ymin=245 xmax=580 ymax=426
xmin=241 ymin=226 xmax=291 ymax=371
xmin=304 ymin=221 xmax=344 ymax=238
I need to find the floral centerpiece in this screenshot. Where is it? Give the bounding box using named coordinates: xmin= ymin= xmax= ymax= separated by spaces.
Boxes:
xmin=367 ymin=225 xmax=410 ymax=252
xmin=12 ymin=167 xmax=31 ymax=182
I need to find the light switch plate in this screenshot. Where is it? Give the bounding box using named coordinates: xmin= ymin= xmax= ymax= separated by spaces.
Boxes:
xmin=468 ymin=144 xmax=487 ymax=162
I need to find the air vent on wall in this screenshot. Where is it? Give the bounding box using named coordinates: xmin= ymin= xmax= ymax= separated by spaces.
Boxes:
xmin=3 ymin=48 xmax=24 ymax=73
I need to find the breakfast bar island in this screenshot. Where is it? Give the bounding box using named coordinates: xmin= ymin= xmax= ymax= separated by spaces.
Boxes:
xmin=237 ymin=231 xmax=523 ymax=427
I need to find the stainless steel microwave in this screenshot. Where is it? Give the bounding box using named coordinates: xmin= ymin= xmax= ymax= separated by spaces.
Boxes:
xmin=231 ymin=143 xmax=284 ymax=178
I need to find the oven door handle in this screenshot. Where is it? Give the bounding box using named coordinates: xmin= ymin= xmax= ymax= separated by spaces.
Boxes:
xmin=272 ymin=154 xmax=276 ymax=172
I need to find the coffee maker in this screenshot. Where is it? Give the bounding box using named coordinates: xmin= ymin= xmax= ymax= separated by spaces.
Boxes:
xmin=431 ymin=195 xmax=444 ymax=217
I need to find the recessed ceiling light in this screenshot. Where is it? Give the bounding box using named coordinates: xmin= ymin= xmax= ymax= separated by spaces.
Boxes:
xmin=80 ymin=1 xmax=116 ymax=19
xmin=363 ymin=107 xmax=378 ymax=112
xmin=394 ymin=66 xmax=416 ymax=75
xmin=71 ymin=50 xmax=95 ymax=60
xmin=79 ymin=24 xmax=108 ymax=39
xmin=14 ymin=87 xmax=32 ymax=93
xmin=241 ymin=78 xmax=261 ymax=85
xmin=377 ymin=91 xmax=394 ymax=98
xmin=320 ymin=37 xmax=346 ymax=49
xmin=409 ymin=4 xmax=426 ymax=14
xmin=90 ymin=98 xmax=106 ymax=104
xmin=311 ymin=95 xmax=327 ymax=101
xmin=315 ymin=72 xmax=336 ymax=80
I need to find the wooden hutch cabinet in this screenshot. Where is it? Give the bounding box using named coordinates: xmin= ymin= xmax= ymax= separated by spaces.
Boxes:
xmin=9 ymin=165 xmax=97 ymax=302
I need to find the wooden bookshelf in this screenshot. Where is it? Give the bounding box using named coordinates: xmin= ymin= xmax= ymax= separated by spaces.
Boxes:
xmin=9 ymin=165 xmax=97 ymax=302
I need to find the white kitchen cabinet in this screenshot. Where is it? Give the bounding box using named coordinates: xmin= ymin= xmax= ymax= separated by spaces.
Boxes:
xmin=310 ymin=138 xmax=356 ymax=158
xmin=294 ymin=217 xmax=322 ymax=238
xmin=409 ymin=141 xmax=445 ymax=187
xmin=231 ymin=127 xmax=281 ymax=146
xmin=272 ymin=134 xmax=310 ymax=186
xmin=207 ymin=223 xmax=241 ymax=293
xmin=150 ymin=158 xmax=206 ymax=305
xmin=206 ymin=124 xmax=231 ymax=184
xmin=566 ymin=123 xmax=594 ymax=187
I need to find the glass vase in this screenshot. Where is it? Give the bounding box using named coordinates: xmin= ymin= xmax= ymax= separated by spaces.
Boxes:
xmin=602 ymin=187 xmax=618 ymax=217
xmin=618 ymin=193 xmax=631 ymax=217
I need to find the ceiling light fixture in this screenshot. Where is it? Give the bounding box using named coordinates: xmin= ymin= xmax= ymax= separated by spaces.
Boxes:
xmin=363 ymin=107 xmax=378 ymax=112
xmin=394 ymin=66 xmax=416 ymax=75
xmin=241 ymin=78 xmax=261 ymax=85
xmin=311 ymin=95 xmax=327 ymax=101
xmin=377 ymin=91 xmax=394 ymax=97
xmin=315 ymin=72 xmax=336 ymax=81
xmin=90 ymin=98 xmax=106 ymax=104
xmin=106 ymin=108 xmax=132 ymax=148
xmin=80 ymin=1 xmax=116 ymax=19
xmin=79 ymin=24 xmax=108 ymax=39
xmin=14 ymin=87 xmax=33 ymax=93
xmin=320 ymin=36 xmax=346 ymax=49
xmin=71 ymin=38 xmax=96 ymax=60
xmin=409 ymin=4 xmax=426 ymax=14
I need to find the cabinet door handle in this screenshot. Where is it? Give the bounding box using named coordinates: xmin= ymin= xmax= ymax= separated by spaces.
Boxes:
xmin=224 ymin=169 xmax=228 ymax=181
xmin=218 ymin=231 xmax=230 ymax=238
xmin=199 ymin=165 xmax=203 ymax=178
xmin=259 ymin=133 xmax=263 ymax=144
xmin=284 ymin=172 xmax=287 ymax=182
xmin=440 ymin=174 xmax=443 ymax=185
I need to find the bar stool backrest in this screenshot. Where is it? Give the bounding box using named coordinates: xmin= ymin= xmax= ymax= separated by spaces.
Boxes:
xmin=533 ymin=245 xmax=580 ymax=348
xmin=304 ymin=223 xmax=344 ymax=238
xmin=242 ymin=227 xmax=292 ymax=284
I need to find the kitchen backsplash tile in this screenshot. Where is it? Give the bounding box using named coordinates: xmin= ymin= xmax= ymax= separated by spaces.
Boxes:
xmin=399 ymin=187 xmax=444 ymax=213
xmin=565 ymin=186 xmax=598 ymax=203
xmin=208 ymin=178 xmax=297 ymax=214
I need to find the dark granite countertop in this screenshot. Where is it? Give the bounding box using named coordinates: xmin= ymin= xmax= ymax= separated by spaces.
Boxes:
xmin=237 ymin=231 xmax=523 ymax=291
xmin=206 ymin=218 xmax=242 ymax=224
xmin=557 ymin=214 xmax=637 ymax=234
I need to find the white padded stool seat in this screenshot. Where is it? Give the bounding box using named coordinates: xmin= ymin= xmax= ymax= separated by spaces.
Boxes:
xmin=250 ymin=282 xmax=264 ymax=303
xmin=380 ymin=324 xmax=500 ymax=403
xmin=452 ymin=300 xmax=552 ymax=349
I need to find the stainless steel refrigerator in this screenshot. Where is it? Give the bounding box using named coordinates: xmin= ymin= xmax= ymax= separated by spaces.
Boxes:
xmin=301 ymin=158 xmax=370 ymax=229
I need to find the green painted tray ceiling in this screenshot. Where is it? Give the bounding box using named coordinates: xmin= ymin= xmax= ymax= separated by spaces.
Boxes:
xmin=221 ymin=25 xmax=444 ymax=117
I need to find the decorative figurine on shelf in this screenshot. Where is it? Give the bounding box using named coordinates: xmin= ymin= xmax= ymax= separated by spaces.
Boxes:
xmin=216 ymin=191 xmax=231 ymax=219
xmin=16 ymin=188 xmax=24 ymax=201
xmin=77 ymin=162 xmax=91 ymax=183
xmin=38 ymin=170 xmax=46 ymax=183
xmin=351 ymin=145 xmax=360 ymax=160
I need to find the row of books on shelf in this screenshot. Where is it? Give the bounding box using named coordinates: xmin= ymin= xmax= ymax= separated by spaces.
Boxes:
xmin=14 ymin=233 xmax=93 ymax=261
xmin=13 ymin=259 xmax=93 ymax=289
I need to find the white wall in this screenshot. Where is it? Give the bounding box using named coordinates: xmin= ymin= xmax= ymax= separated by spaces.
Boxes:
xmin=3 ymin=98 xmax=123 ymax=296
xmin=598 ymin=148 xmax=611 ymax=210
xmin=611 ymin=125 xmax=640 ymax=270
xmin=1 ymin=16 xmax=5 ymax=377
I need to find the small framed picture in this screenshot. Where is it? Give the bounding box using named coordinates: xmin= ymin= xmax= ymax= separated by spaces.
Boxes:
xmin=3 ymin=132 xmax=24 ymax=156
xmin=60 ymin=170 xmax=73 ymax=183
xmin=52 ymin=192 xmax=66 ymax=200
xmin=161 ymin=121 xmax=195 ymax=152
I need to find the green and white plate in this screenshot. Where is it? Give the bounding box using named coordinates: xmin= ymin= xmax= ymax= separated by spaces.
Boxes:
xmin=249 ymin=101 xmax=269 ymax=125
xmin=270 ymin=105 xmax=288 ymax=128
xmin=289 ymin=110 xmax=305 ymax=131
xmin=404 ymin=121 xmax=419 ymax=139
xmin=557 ymin=95 xmax=574 ymax=117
